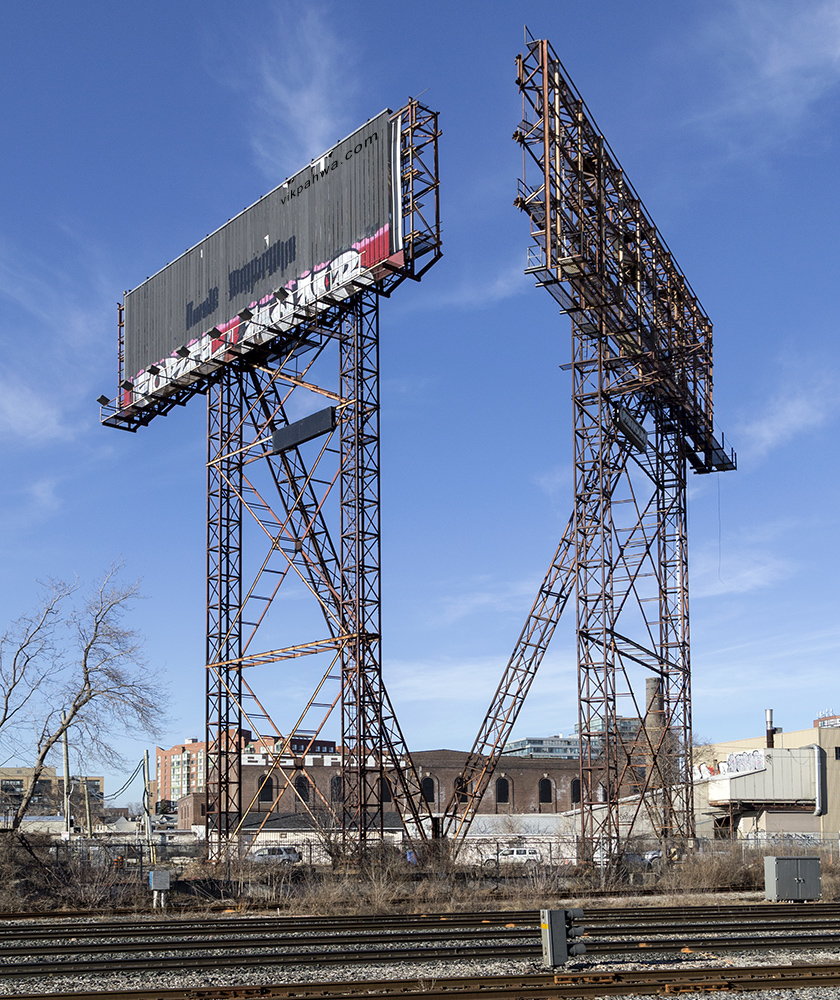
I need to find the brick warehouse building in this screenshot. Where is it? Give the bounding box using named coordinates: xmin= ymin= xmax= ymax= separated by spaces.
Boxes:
xmin=178 ymin=749 xmax=581 ymax=830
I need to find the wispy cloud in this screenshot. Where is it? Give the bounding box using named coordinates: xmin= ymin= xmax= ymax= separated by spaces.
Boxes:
xmin=0 ymin=230 xmax=118 ymax=445
xmin=0 ymin=240 xmax=72 ymax=330
xmin=0 ymin=375 xmax=75 ymax=445
xmin=735 ymin=361 xmax=840 ymax=462
xmin=693 ymin=0 xmax=840 ymax=153
xmin=436 ymin=574 xmax=539 ymax=625
xmin=416 ymin=260 xmax=531 ymax=312
xmin=691 ymin=540 xmax=794 ymax=598
xmin=385 ymin=649 xmax=579 ymax=748
xmin=26 ymin=477 xmax=62 ymax=514
xmin=700 ymin=623 xmax=840 ymax=668
xmin=246 ymin=7 xmax=359 ymax=180
xmin=693 ymin=623 xmax=840 ymax=731
xmin=533 ymin=465 xmax=573 ymax=509
xmin=0 ymin=474 xmax=68 ymax=542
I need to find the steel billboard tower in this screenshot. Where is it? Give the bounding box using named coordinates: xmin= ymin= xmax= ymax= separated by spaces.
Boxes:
xmin=440 ymin=36 xmax=735 ymax=864
xmin=102 ymin=101 xmax=441 ymax=859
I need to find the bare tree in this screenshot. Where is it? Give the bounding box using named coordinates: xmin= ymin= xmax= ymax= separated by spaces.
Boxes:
xmin=0 ymin=565 xmax=163 ymax=831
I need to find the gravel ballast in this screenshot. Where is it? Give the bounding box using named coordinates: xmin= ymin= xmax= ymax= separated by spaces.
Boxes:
xmin=4 ymin=946 xmax=840 ymax=997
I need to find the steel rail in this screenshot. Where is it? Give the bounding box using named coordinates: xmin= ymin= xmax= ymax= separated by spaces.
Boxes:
xmin=7 ymin=898 xmax=840 ymax=924
xmin=0 ymin=942 xmax=542 ymax=978
xmin=10 ymin=924 xmax=840 ymax=978
xmin=0 ymin=911 xmax=537 ymax=942
xmin=7 ymin=899 xmax=840 ymax=939
xmin=0 ymin=926 xmax=538 ymax=960
xmin=9 ymin=899 xmax=840 ymax=984
xmin=10 ymin=962 xmax=840 ymax=1000
xmin=9 ymin=910 xmax=840 ymax=949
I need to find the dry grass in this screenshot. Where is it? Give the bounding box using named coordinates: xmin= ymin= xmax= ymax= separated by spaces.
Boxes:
xmin=657 ymin=843 xmax=764 ymax=894
xmin=2 ymin=833 xmax=840 ymax=915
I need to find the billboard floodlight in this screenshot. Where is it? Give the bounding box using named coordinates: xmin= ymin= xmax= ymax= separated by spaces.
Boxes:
xmin=148 ymin=365 xmax=161 ymax=375
xmin=175 ymin=347 xmax=190 ymax=358
xmin=273 ymin=288 xmax=289 ymax=303
xmin=120 ymin=380 xmax=133 ymax=391
xmin=237 ymin=308 xmax=253 ymax=321
xmin=96 ymin=395 xmax=110 ymax=406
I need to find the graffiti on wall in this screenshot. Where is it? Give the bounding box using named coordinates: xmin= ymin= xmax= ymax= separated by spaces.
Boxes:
xmin=694 ymin=749 xmax=766 ymax=781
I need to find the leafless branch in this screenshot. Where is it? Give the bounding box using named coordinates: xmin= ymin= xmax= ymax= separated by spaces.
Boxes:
xmin=0 ymin=565 xmax=166 ymax=831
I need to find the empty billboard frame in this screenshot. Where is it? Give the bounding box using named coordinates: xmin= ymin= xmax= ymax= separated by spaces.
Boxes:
xmin=102 ymin=104 xmax=438 ymax=428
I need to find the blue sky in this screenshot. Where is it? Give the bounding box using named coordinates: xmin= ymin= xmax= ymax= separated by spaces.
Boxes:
xmin=1 ymin=1 xmax=839 ymax=804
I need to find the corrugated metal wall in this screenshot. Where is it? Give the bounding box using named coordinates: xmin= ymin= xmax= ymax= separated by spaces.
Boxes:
xmin=124 ymin=110 xmax=393 ymax=377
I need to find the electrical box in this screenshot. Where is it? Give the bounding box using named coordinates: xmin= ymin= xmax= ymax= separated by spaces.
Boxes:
xmin=764 ymin=856 xmax=821 ymax=901
xmin=149 ymin=869 xmax=171 ymax=891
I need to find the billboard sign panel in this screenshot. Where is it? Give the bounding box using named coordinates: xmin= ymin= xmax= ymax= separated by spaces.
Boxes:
xmin=121 ymin=110 xmax=402 ymax=410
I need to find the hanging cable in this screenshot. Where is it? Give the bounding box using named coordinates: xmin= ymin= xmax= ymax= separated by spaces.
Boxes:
xmin=104 ymin=757 xmax=145 ymax=800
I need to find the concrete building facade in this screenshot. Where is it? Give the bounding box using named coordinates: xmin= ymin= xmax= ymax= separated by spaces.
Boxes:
xmin=502 ymin=735 xmax=581 ymax=760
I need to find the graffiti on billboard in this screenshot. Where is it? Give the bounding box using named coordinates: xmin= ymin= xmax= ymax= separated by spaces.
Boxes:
xmin=119 ymin=107 xmax=398 ymax=408
xmin=122 ymin=228 xmax=396 ymax=411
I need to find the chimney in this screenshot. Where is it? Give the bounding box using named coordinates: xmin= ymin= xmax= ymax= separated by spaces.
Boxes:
xmin=766 ymin=709 xmax=776 ymax=748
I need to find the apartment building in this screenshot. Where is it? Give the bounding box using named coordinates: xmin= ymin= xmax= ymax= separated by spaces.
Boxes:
xmin=155 ymin=738 xmax=205 ymax=809
xmin=0 ymin=766 xmax=104 ymax=820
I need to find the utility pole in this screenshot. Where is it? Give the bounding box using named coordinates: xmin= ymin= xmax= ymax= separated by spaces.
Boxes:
xmin=62 ymin=712 xmax=71 ymax=837
xmin=83 ymin=780 xmax=92 ymax=837
xmin=143 ymin=749 xmax=155 ymax=864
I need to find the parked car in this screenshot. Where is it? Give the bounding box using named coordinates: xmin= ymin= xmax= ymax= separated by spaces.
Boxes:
xmin=250 ymin=846 xmax=302 ymax=864
xmin=483 ymin=847 xmax=542 ymax=867
xmin=621 ymin=849 xmax=661 ymax=871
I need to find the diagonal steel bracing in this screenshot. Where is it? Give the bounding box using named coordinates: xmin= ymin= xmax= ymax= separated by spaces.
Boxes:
xmin=102 ymin=101 xmax=441 ymax=861
xmin=513 ymin=34 xmax=734 ymax=863
xmin=205 ymin=296 xmax=433 ymax=860
xmin=441 ymin=37 xmax=734 ymax=863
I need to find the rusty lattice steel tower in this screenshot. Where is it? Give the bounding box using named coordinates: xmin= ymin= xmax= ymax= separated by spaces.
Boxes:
xmin=102 ymin=102 xmax=441 ymax=861
xmin=203 ymin=102 xmax=441 ymax=859
xmin=440 ymin=36 xmax=734 ymax=864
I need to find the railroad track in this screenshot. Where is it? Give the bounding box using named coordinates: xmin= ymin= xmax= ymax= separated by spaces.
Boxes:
xmin=8 ymin=962 xmax=840 ymax=1000
xmin=4 ymin=902 xmax=840 ymax=984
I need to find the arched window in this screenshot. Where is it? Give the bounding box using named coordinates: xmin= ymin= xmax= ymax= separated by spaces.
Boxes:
xmin=294 ymin=775 xmax=310 ymax=803
xmin=495 ymin=777 xmax=510 ymax=804
xmin=421 ymin=776 xmax=435 ymax=803
xmin=330 ymin=775 xmax=342 ymax=803
xmin=571 ymin=777 xmax=581 ymax=804
xmin=258 ymin=775 xmax=274 ymax=803
xmin=538 ymin=778 xmax=552 ymax=804
xmin=454 ymin=775 xmax=469 ymax=804
xmin=380 ymin=777 xmax=392 ymax=804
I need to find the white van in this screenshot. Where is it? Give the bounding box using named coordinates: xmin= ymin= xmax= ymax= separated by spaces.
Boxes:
xmin=484 ymin=847 xmax=542 ymax=867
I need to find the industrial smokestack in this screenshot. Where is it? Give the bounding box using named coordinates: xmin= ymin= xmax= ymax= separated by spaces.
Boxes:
xmin=645 ymin=677 xmax=665 ymax=789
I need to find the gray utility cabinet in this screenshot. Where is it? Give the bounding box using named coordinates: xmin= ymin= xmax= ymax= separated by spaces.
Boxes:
xmin=764 ymin=856 xmax=821 ymax=901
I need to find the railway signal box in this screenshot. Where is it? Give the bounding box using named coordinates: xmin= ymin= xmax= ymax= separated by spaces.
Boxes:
xmin=540 ymin=908 xmax=586 ymax=966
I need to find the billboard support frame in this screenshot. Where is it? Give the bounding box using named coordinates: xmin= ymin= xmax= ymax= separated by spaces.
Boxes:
xmin=100 ymin=100 xmax=441 ymax=433
xmin=102 ymin=101 xmax=441 ymax=860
